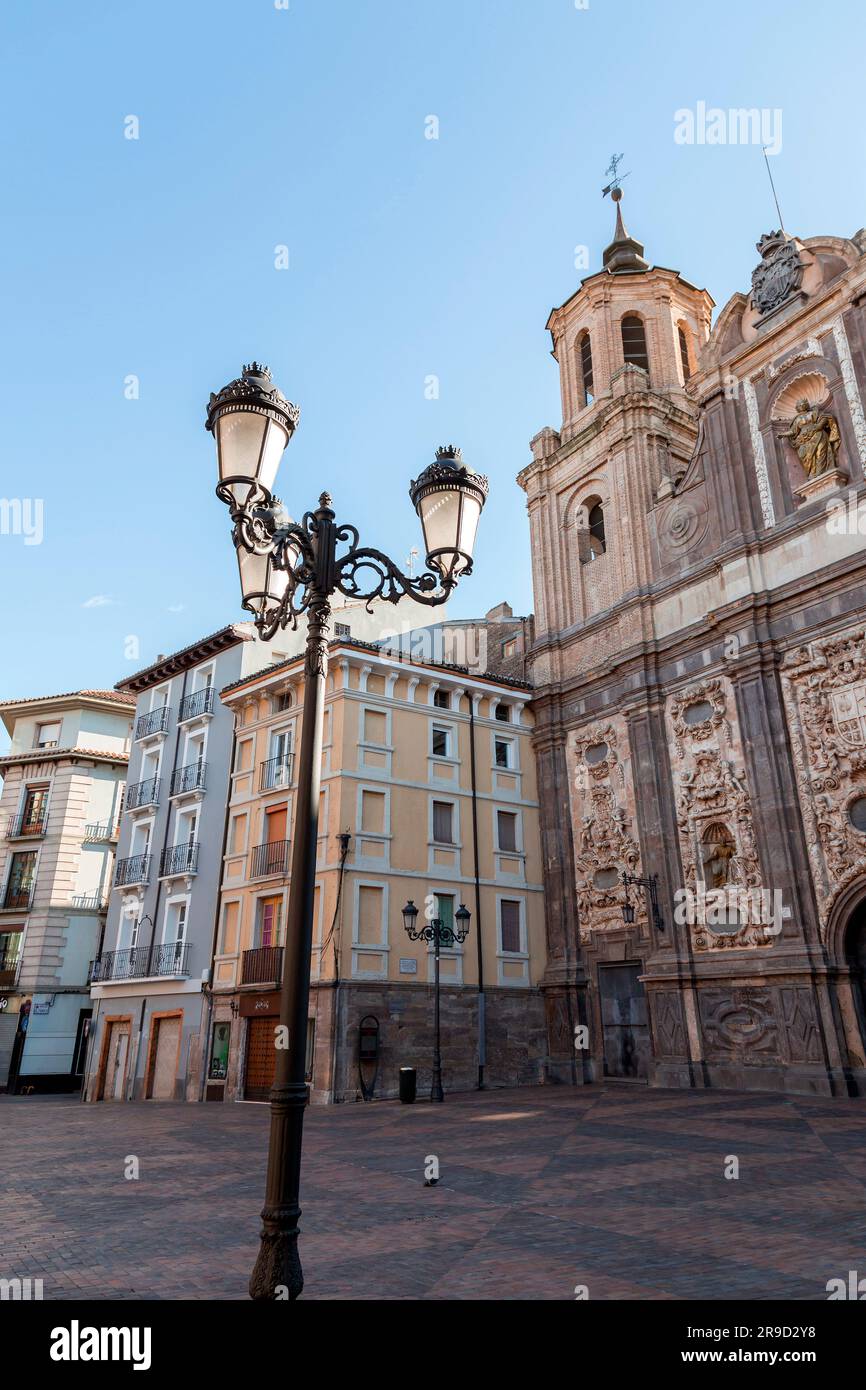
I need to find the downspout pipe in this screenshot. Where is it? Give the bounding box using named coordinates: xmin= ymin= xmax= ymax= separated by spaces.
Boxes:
xmin=468 ymin=693 xmax=485 ymax=1089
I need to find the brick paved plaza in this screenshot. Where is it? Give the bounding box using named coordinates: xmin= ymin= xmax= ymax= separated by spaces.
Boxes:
xmin=2 ymin=1085 xmax=865 ymax=1300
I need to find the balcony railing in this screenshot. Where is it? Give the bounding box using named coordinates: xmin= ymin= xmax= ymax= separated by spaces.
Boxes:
xmin=241 ymin=945 xmax=284 ymax=985
xmin=125 ymin=777 xmax=161 ymax=810
xmin=135 ymin=706 xmax=171 ymax=740
xmin=260 ymin=754 xmax=294 ymax=790
xmin=6 ymin=814 xmax=46 ymax=840
xmin=83 ymin=821 xmax=118 ymax=841
xmin=179 ymin=687 xmax=214 ymax=723
xmin=113 ymin=852 xmax=151 ymax=887
xmin=89 ymin=940 xmax=189 ymax=983
xmin=1 ymin=886 xmax=33 ymax=911
xmin=160 ymin=841 xmax=199 ymax=877
xmin=250 ymin=840 xmax=291 ymax=879
xmin=170 ymin=761 xmax=207 ymax=796
xmin=71 ymin=893 xmax=108 ymax=911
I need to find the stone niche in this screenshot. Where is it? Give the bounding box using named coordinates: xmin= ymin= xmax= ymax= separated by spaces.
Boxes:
xmin=565 ymin=714 xmax=645 ymax=944
xmin=781 ymin=625 xmax=866 ymax=938
xmin=666 ymin=676 xmax=768 ymax=952
xmin=770 ymin=368 xmax=848 ymax=506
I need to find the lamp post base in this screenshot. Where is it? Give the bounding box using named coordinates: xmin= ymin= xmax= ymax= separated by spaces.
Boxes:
xmin=249 ymin=1213 xmax=304 ymax=1301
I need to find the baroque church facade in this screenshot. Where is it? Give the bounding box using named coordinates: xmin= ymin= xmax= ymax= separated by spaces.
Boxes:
xmin=519 ymin=190 xmax=866 ymax=1096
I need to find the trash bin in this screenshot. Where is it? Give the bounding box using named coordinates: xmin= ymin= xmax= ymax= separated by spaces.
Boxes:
xmin=399 ymin=1067 xmax=417 ymax=1104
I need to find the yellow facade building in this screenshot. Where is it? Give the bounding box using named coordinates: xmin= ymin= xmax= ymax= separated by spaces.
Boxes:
xmin=202 ymin=636 xmax=545 ymax=1103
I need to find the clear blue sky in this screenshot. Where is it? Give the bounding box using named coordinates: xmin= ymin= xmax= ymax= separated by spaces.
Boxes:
xmin=0 ymin=0 xmax=863 ymax=704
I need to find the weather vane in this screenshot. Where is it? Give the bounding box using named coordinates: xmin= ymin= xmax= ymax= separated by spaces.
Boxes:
xmin=602 ymin=152 xmax=630 ymax=199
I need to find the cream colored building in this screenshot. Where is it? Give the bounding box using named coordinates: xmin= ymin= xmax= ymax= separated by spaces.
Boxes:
xmin=202 ymin=637 xmax=545 ymax=1103
xmin=0 ymin=690 xmax=134 ymax=1091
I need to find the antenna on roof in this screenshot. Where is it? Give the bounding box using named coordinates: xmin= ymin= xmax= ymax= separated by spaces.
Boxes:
xmin=762 ymin=146 xmax=785 ymax=233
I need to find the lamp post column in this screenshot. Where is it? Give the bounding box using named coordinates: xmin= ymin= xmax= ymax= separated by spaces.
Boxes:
xmin=249 ymin=566 xmax=331 ymax=1301
xmin=431 ymin=925 xmax=444 ymax=1103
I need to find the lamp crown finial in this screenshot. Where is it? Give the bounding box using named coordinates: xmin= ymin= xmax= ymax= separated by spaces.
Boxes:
xmin=435 ymin=444 xmax=463 ymax=462
xmin=243 ymin=361 xmax=271 ymax=378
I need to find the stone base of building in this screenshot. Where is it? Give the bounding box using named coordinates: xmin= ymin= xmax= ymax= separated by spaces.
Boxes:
xmin=205 ymin=980 xmax=548 ymax=1105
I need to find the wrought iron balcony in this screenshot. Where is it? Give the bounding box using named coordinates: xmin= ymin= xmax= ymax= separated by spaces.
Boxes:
xmin=170 ymin=761 xmax=207 ymax=796
xmin=89 ymin=940 xmax=189 ymax=983
xmin=179 ymin=687 xmax=214 ymax=722
xmin=83 ymin=821 xmax=119 ymax=842
xmin=241 ymin=945 xmax=284 ymax=985
xmin=71 ymin=893 xmax=109 ymax=911
xmin=260 ymin=754 xmax=294 ymax=790
xmin=125 ymin=777 xmax=161 ymax=810
xmin=250 ymin=840 xmax=291 ymax=879
xmin=1 ymin=885 xmax=33 ymax=911
xmin=160 ymin=841 xmax=199 ymax=877
xmin=134 ymin=706 xmax=171 ymax=740
xmin=113 ymin=852 xmax=151 ymax=887
xmin=6 ymin=814 xmax=46 ymax=840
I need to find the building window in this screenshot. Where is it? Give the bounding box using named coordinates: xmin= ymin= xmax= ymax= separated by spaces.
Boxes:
xmin=34 ymin=721 xmax=61 ymax=749
xmin=433 ymin=689 xmax=451 ymax=709
xmin=502 ymin=638 xmax=517 ymax=659
xmin=578 ymin=331 xmax=594 ymax=406
xmin=256 ymin=895 xmax=283 ymax=948
xmin=4 ymin=852 xmax=36 ymax=909
xmin=360 ymin=789 xmax=386 ymax=834
xmin=434 ymin=893 xmax=455 ymax=932
xmin=235 ymin=739 xmax=253 ymax=772
xmin=621 ymin=315 xmax=649 ymax=372
xmin=363 ymin=709 xmax=387 ymax=745
xmin=433 ymin=801 xmax=454 ymax=844
xmin=588 ymin=503 xmax=606 ymax=557
xmin=499 ymin=899 xmax=522 ymax=953
xmin=219 ymin=901 xmax=240 ymax=954
xmin=497 ymin=810 xmax=518 ymax=853
xmin=19 ymin=786 xmax=48 ymax=834
xmin=494 ymin=738 xmax=513 ymax=769
xmin=678 ymin=324 xmax=692 ymax=382
xmin=494 ymin=704 xmax=510 ymax=723
xmin=431 ymin=725 xmax=451 ymax=757
xmin=272 ymin=689 xmax=292 ymax=713
xmin=357 ymin=884 xmax=384 ymax=944
xmin=335 ymin=622 xmax=351 ymax=638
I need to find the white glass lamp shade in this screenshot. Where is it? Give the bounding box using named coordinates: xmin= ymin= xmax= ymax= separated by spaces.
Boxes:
xmin=207 ymin=363 xmax=299 ymax=506
xmin=410 ymin=446 xmax=488 ymax=583
xmin=236 ymin=543 xmax=290 ymax=621
xmin=216 ymin=411 xmax=290 ymax=505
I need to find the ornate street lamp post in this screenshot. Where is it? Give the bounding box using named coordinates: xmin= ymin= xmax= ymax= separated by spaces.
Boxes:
xmin=206 ymin=364 xmax=487 ymax=1301
xmin=620 ymin=871 xmax=665 ymax=933
xmin=402 ymin=900 xmax=471 ymax=1102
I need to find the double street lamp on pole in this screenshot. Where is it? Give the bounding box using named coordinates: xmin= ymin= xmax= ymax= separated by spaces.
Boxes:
xmin=205 ymin=363 xmax=488 ymax=1301
xmin=401 ymin=900 xmax=471 ymax=1102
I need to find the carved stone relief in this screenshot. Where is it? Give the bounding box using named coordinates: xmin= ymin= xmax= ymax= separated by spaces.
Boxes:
xmin=780 ymin=627 xmax=866 ymax=938
xmin=667 ymin=677 xmax=768 ymax=951
xmin=566 ymin=716 xmax=644 ymax=944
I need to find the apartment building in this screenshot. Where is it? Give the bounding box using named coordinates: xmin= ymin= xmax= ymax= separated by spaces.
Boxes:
xmin=203 ymin=637 xmax=545 ymax=1104
xmin=0 ymin=690 xmax=133 ymax=1092
xmin=82 ymin=594 xmax=455 ymax=1103
xmin=82 ymin=624 xmax=286 ymax=1103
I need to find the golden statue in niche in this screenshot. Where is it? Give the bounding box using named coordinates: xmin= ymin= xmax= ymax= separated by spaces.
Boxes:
xmin=781 ymin=398 xmax=841 ymax=478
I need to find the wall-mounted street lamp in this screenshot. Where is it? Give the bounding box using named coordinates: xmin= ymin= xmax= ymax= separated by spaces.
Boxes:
xmin=402 ymin=900 xmax=471 ymax=1103
xmin=206 ymin=363 xmax=487 ymax=1302
xmin=621 ymin=872 xmax=665 ymax=933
